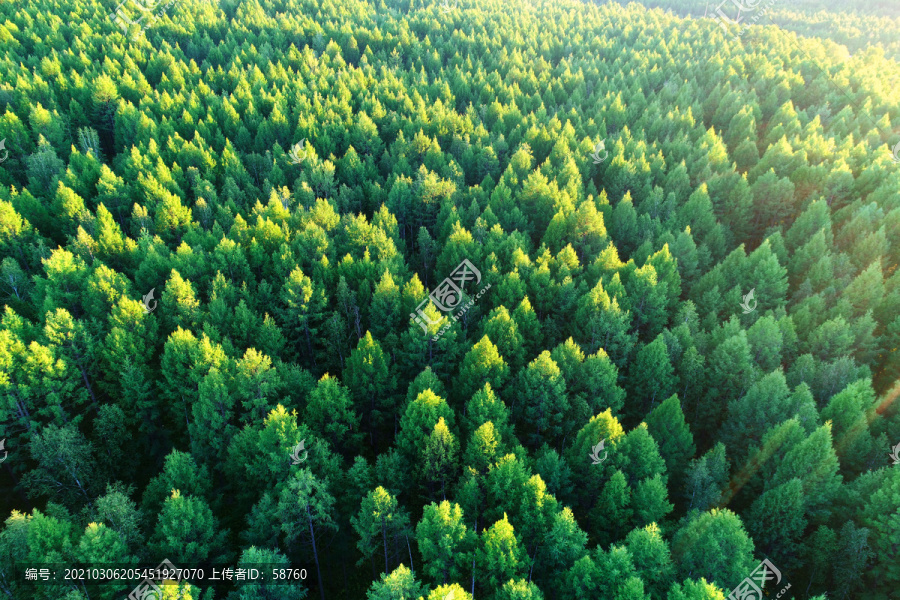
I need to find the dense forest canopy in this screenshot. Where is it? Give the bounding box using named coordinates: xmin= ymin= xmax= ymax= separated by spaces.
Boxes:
xmin=643 ymin=0 xmax=900 ymax=61
xmin=1 ymin=0 xmax=899 ymax=598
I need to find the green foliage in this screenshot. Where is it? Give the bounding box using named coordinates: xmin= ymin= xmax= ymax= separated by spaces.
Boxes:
xmin=424 ymin=417 xmax=460 ymax=500
xmin=645 ymin=394 xmax=695 ymax=488
xmin=767 ymin=423 xmax=842 ymax=524
xmin=475 ymin=514 xmax=527 ymax=594
xmin=513 ymin=351 xmax=569 ymax=447
xmin=820 ymin=378 xmax=881 ymax=476
xmin=415 ymin=500 xmax=472 ymax=585
xmin=720 ymin=370 xmax=818 ymax=464
xmin=665 ymin=579 xmax=725 ymax=600
xmin=684 ymin=444 xmax=729 ymax=512
xmin=397 ymin=389 xmax=455 ymax=473
xmin=365 ymin=564 xmax=425 ymax=600
xmin=305 ymin=373 xmax=362 ymax=453
xmin=853 ymin=467 xmax=900 ymax=591
xmin=23 ymin=424 xmax=98 ymax=508
xmin=141 ymin=450 xmax=213 ymax=522
xmin=229 ymin=546 xmax=309 ymax=600
xmin=345 ymin=331 xmax=396 ymax=445
xmin=671 ymin=509 xmax=755 ymax=592
xmin=626 ymin=523 xmax=675 ymax=600
xmin=351 ymin=487 xmax=413 ymax=576
xmin=1 ymin=0 xmax=898 ymax=597
xmin=457 ymin=335 xmax=510 ymax=404
xmin=150 ymin=490 xmax=228 ymax=563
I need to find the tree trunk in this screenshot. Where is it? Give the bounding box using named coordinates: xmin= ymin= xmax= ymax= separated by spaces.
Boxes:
xmin=470 ymin=518 xmax=478 ymax=597
xmin=370 ymin=395 xmax=377 ymax=448
xmin=306 ymin=503 xmax=325 ymax=600
xmin=382 ymin=516 xmax=389 ymax=575
xmin=72 ymin=473 xmax=90 ymax=502
xmin=74 ymin=354 xmax=97 ymax=410
xmin=16 ymin=400 xmax=32 ymax=429
xmin=304 ymin=321 xmax=317 ymax=367
xmin=406 ymin=534 xmax=414 ymax=573
xmin=341 ymin=535 xmax=349 ymax=595
xmin=182 ymin=395 xmax=194 ymax=447
xmin=528 ymin=543 xmax=537 ymax=581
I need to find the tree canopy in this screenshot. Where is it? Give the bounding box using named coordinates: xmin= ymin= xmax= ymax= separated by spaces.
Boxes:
xmin=2 ymin=0 xmax=900 ymax=597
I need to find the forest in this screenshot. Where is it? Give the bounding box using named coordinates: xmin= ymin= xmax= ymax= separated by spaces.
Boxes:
xmin=1 ymin=0 xmax=900 ymax=598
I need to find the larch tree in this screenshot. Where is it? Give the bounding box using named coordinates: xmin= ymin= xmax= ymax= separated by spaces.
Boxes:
xmin=277 ymin=469 xmax=337 ymax=600
xmin=352 ymin=487 xmax=414 ymax=577
xmin=415 ymin=500 xmax=472 ymax=585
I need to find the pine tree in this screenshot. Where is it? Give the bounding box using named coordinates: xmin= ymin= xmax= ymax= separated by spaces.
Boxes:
xmin=768 ymin=423 xmax=842 ymax=524
xmin=666 ymin=579 xmax=727 ymax=600
xmin=344 ymin=332 xmax=396 ymax=447
xmin=279 ymin=266 xmax=327 ymax=365
xmin=820 ymin=378 xmax=879 ymax=476
xmin=457 ymin=335 xmax=511 ymax=404
xmin=464 ymin=382 xmax=514 ymax=444
xmin=150 ymin=490 xmax=228 ymax=563
xmin=721 ymin=370 xmax=818 ymax=463
xmin=352 ymin=487 xmax=414 ymax=576
xmin=24 ymin=424 xmax=98 ymax=508
xmin=684 ymin=444 xmax=729 ymax=512
xmin=645 ymin=394 xmax=695 ymax=489
xmin=475 ymin=514 xmax=527 ymax=593
xmin=305 ymin=374 xmax=362 ymax=453
xmin=424 ymin=417 xmax=460 ymax=500
xmin=671 ymin=509 xmax=755 ymax=592
xmin=626 ymin=523 xmax=674 ymax=600
xmin=365 ymin=564 xmax=425 ymax=600
xmin=277 ymin=469 xmax=337 ymax=600
xmin=629 ymin=335 xmax=676 ymax=418
xmin=745 ymin=478 xmax=806 ymax=569
xmin=415 ymin=501 xmax=472 ymax=585
xmin=513 ymin=351 xmax=569 ymax=447
xmin=234 ymin=547 xmax=310 ymax=600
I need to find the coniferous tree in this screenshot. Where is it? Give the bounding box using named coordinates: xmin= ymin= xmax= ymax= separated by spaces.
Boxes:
xmin=645 ymin=394 xmax=695 ymax=489
xmin=415 ymin=500 xmax=472 ymax=585
xmin=1 ymin=1 xmax=899 ymax=598
xmin=277 ymin=469 xmax=337 ymax=600
xmin=352 ymin=487 xmax=413 ymax=576
xmin=671 ymin=509 xmax=755 ymax=592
